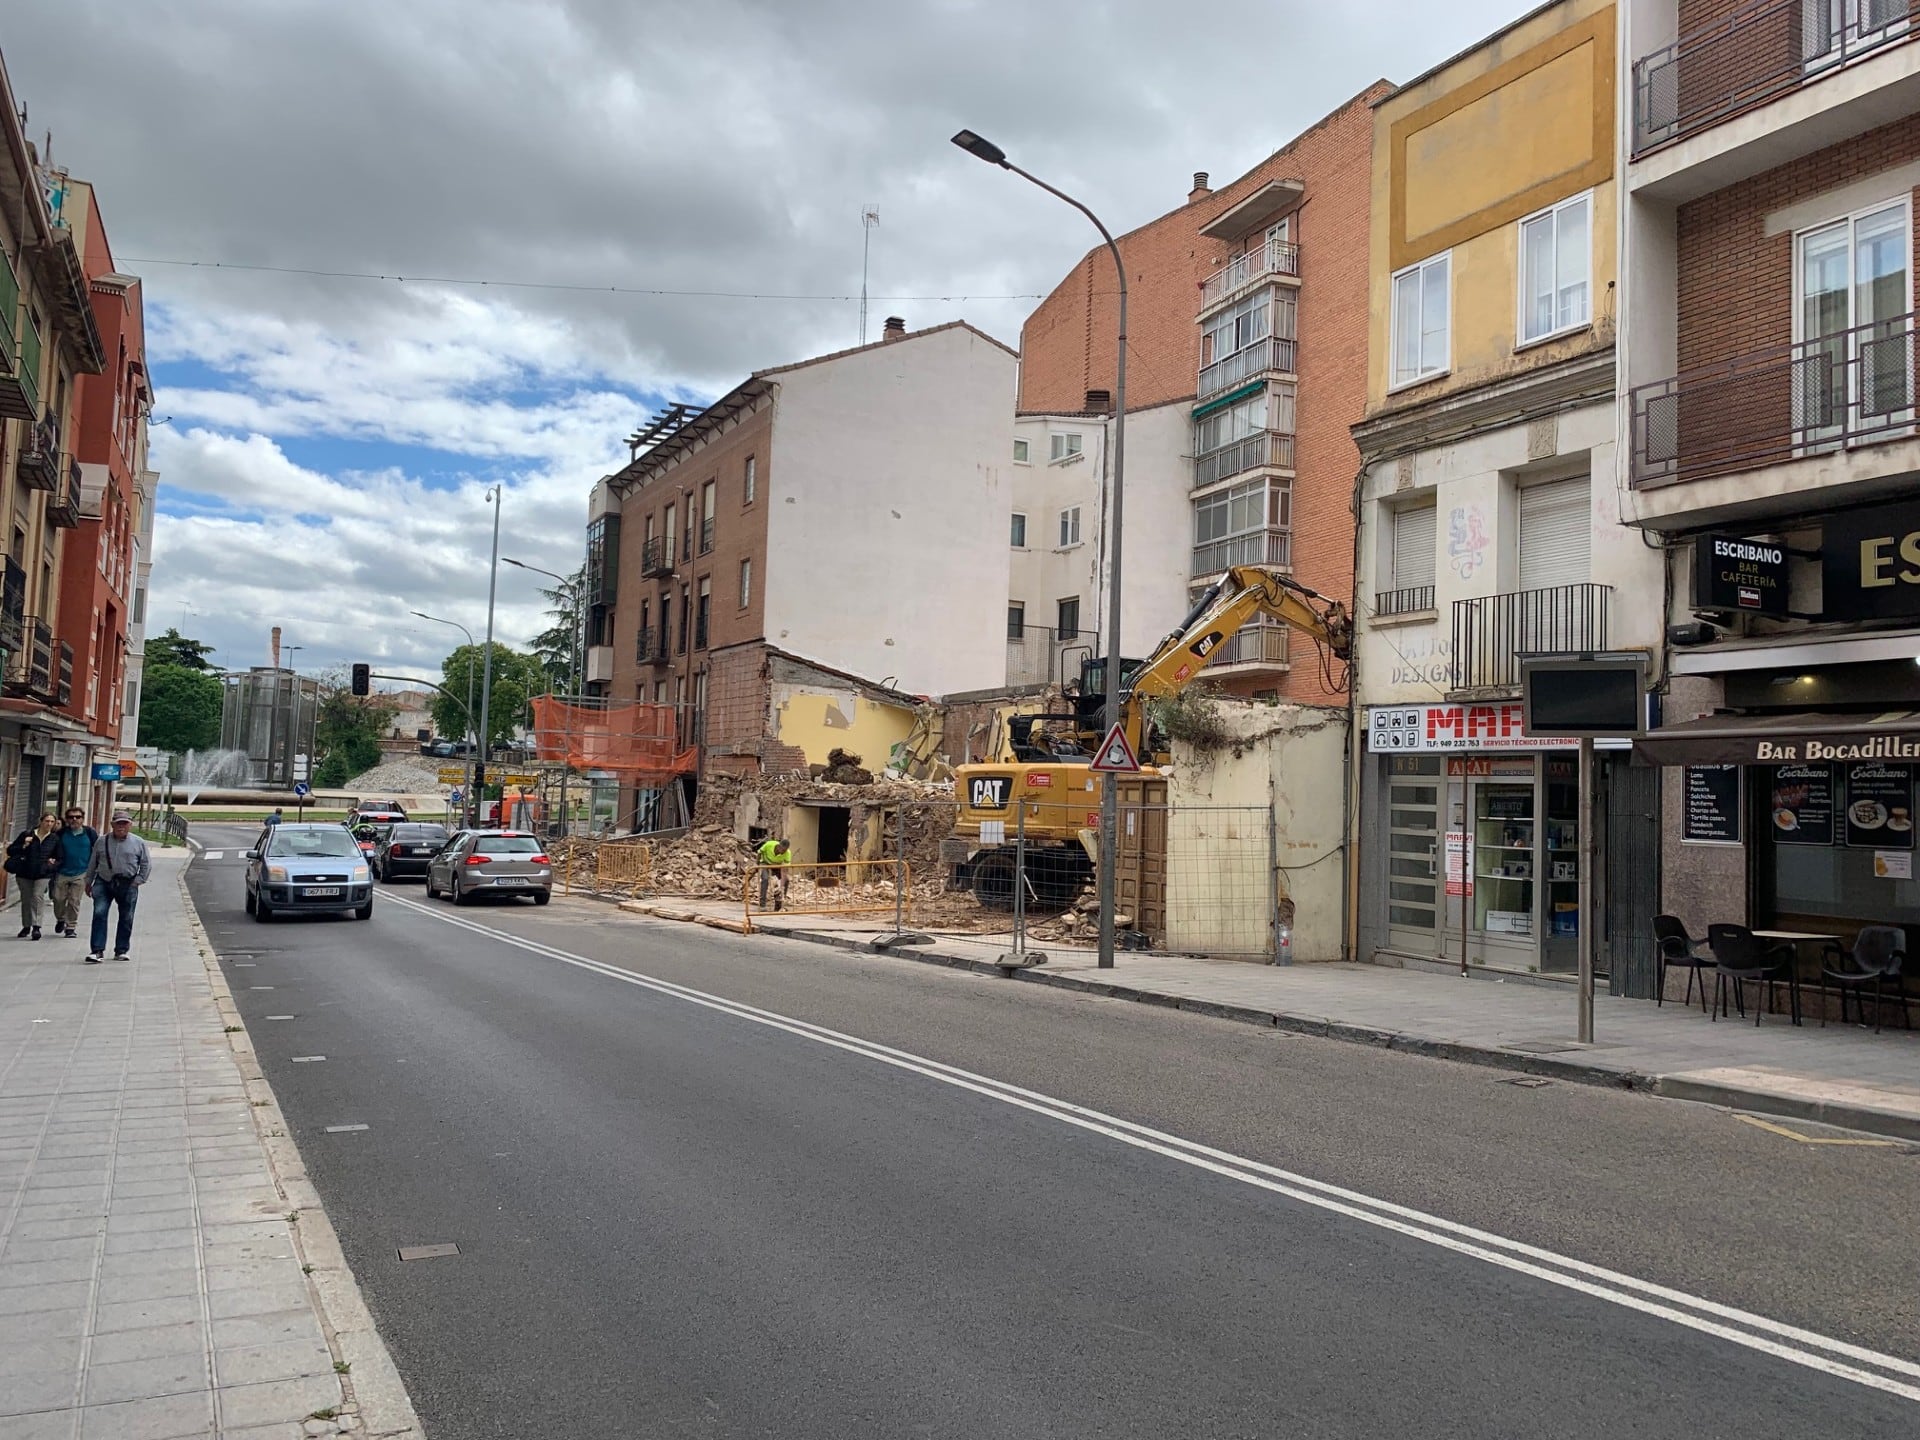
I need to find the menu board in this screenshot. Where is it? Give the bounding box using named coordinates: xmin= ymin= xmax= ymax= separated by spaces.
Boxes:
xmin=1769 ymin=764 xmax=1835 ymax=847
xmin=1844 ymin=763 xmax=1914 ymax=850
xmin=1682 ymin=765 xmax=1741 ymax=845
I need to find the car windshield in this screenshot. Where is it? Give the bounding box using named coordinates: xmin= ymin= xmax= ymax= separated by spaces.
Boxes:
xmin=479 ymin=836 xmax=543 ymax=854
xmin=269 ymin=830 xmax=360 ymax=858
xmin=393 ymin=825 xmax=447 ymax=842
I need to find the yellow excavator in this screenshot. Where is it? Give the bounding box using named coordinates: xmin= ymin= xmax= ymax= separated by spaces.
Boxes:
xmin=946 ymin=566 xmax=1353 ymax=908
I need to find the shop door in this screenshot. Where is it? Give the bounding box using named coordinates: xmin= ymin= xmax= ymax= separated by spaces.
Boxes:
xmin=1386 ymin=756 xmax=1442 ymax=954
xmin=1467 ymin=760 xmax=1541 ymax=970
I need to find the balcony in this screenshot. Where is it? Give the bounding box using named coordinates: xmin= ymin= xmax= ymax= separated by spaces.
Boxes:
xmin=699 ymin=517 xmax=715 ymax=555
xmin=1375 ymin=585 xmax=1436 ymax=618
xmin=7 ymin=617 xmax=55 ymax=700
xmin=635 ymin=628 xmax=670 ymax=665
xmin=1192 ymin=527 xmax=1291 ymax=579
xmin=1006 ymin=624 xmax=1099 ymax=689
xmin=1630 ymin=307 xmax=1917 ymax=487
xmin=640 ymin=536 xmax=674 ymax=578
xmin=1633 ymin=0 xmax=1917 ymax=156
xmin=55 ymin=641 xmax=72 ymax=708
xmin=18 ymin=416 xmax=59 ymax=491
xmin=0 ymin=558 xmax=23 ymax=655
xmin=1208 ymin=622 xmax=1291 ymax=670
xmin=693 ymin=613 xmax=709 ymax=650
xmin=1199 ymin=239 xmax=1300 ymax=312
xmin=1194 ymin=429 xmax=1294 ymax=490
xmin=0 ymin=252 xmax=28 ymax=422
xmin=1449 ymin=584 xmax=1612 ymax=693
xmin=1198 ymin=336 xmax=1297 ymax=403
xmin=585 ymin=644 xmax=614 ymax=684
xmin=46 ymin=460 xmax=81 ymax=528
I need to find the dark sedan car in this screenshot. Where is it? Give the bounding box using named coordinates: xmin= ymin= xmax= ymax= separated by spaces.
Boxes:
xmin=376 ymin=822 xmax=451 ymax=882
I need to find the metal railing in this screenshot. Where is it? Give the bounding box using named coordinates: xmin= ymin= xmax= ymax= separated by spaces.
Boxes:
xmin=1450 ymin=583 xmax=1612 ymax=692
xmin=640 ymin=536 xmax=673 ymax=576
xmin=699 ymin=517 xmax=715 ymax=555
xmin=18 ymin=415 xmax=58 ymax=491
xmin=1199 ymin=239 xmax=1301 ymax=310
xmin=1209 ymin=622 xmax=1291 ymax=668
xmin=0 ymin=558 xmax=23 ymax=654
xmin=1633 ymin=0 xmax=1917 ymax=154
xmin=1005 ymin=624 xmax=1099 ymax=689
xmin=1192 ymin=527 xmax=1291 ymax=578
xmin=1375 ymin=585 xmax=1436 ymax=617
xmin=1198 ymin=336 xmax=1297 ymax=402
xmin=1630 ymin=307 xmax=1917 ymax=486
xmin=55 ymin=640 xmax=72 ymax=706
xmin=46 ymin=459 xmax=81 ymax=528
xmin=1194 ymin=429 xmax=1294 ymax=489
xmin=7 ymin=616 xmax=55 ymax=697
xmin=693 ymin=614 xmax=709 ymax=650
xmin=743 ymin=860 xmax=911 ymax=932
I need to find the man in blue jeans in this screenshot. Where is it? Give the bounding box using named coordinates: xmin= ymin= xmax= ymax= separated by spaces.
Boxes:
xmin=84 ymin=811 xmax=150 ymax=963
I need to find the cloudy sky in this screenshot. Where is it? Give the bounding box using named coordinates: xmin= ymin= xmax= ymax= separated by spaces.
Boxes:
xmin=7 ymin=0 xmax=1523 ymax=683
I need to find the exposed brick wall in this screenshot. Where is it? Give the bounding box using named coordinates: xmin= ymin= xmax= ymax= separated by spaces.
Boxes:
xmin=703 ymin=640 xmax=770 ymax=760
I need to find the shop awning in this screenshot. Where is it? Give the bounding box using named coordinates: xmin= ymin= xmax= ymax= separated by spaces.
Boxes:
xmin=1634 ymin=710 xmax=1920 ymax=766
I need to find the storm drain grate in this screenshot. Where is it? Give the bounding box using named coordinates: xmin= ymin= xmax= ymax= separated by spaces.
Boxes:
xmin=1501 ymin=1076 xmax=1554 ymax=1088
xmin=398 ymin=1243 xmax=459 ymax=1262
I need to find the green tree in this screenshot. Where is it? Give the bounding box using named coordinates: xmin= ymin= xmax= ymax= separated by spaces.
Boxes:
xmin=138 ymin=664 xmax=223 ymax=753
xmin=529 ymin=565 xmax=585 ymax=694
xmin=312 ymin=676 xmax=396 ymax=788
xmin=433 ymin=643 xmax=546 ymax=750
xmin=144 ymin=628 xmax=216 ymax=671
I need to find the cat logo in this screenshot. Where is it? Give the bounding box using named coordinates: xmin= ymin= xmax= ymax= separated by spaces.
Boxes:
xmin=1189 ymin=630 xmax=1225 ymax=658
xmin=968 ymin=776 xmax=1012 ymax=810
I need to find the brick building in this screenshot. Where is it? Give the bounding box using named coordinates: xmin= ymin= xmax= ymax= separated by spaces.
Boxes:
xmin=1620 ymin=0 xmax=1920 ymax=969
xmin=590 ymin=319 xmax=1016 ymax=810
xmin=1011 ymin=86 xmax=1386 ymax=700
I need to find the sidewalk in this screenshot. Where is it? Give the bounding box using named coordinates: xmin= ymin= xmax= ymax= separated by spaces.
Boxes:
xmin=0 ymin=851 xmax=419 ymax=1439
xmin=626 ymin=896 xmax=1920 ymax=1143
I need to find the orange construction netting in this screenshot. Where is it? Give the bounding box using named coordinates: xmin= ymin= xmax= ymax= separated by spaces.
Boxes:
xmin=529 ymin=696 xmax=699 ymax=782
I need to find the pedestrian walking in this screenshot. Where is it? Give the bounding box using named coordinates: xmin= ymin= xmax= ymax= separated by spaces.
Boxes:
xmin=755 ymin=835 xmax=790 ymax=910
xmin=83 ymin=811 xmax=150 ymax=964
xmin=265 ymin=807 xmax=283 ymax=828
xmin=5 ymin=811 xmax=62 ymax=939
xmin=50 ymin=807 xmax=97 ymax=939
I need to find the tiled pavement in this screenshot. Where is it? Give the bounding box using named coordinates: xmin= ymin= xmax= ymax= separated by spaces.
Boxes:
xmin=0 ymin=852 xmax=414 ymax=1439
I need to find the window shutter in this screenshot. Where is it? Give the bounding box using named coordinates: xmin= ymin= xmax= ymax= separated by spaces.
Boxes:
xmin=1517 ymin=476 xmax=1591 ymax=591
xmin=1391 ymin=504 xmax=1436 ymax=590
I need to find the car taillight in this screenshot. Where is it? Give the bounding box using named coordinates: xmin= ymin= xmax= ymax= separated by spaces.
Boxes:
xmin=464 ymin=855 xmax=491 ymax=866
xmin=529 ymin=854 xmax=548 ymax=865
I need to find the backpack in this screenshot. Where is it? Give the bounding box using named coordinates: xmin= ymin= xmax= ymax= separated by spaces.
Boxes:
xmin=3 ymin=830 xmax=30 ymax=876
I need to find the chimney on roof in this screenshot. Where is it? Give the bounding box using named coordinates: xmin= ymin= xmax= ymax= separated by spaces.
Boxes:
xmin=882 ymin=316 xmax=907 ymax=342
xmin=270 ymin=626 xmax=281 ymax=668
xmin=1085 ymin=389 xmax=1113 ymax=413
xmin=1189 ymin=171 xmax=1211 ymax=202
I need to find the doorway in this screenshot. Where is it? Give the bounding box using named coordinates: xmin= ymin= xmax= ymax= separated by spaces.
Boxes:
xmin=817 ymin=806 xmax=850 ymax=866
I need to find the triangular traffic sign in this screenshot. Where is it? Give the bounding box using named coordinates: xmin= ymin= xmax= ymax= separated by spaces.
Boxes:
xmin=1089 ymin=722 xmax=1140 ymax=773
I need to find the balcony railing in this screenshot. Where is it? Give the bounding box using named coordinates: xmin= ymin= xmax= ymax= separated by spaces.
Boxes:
xmin=1006 ymin=624 xmax=1099 ymax=689
xmin=1194 ymin=429 xmax=1295 ymax=489
xmin=1630 ymin=307 xmax=1917 ymax=487
xmin=46 ymin=459 xmax=81 ymax=528
xmin=1375 ymin=585 xmax=1436 ymax=618
xmin=640 ymin=536 xmax=673 ymax=577
xmin=18 ymin=415 xmax=58 ymax=492
xmin=1199 ymin=239 xmax=1301 ymax=311
xmin=699 ymin=517 xmax=715 ymax=555
xmin=55 ymin=641 xmax=72 ymax=708
xmin=7 ymin=617 xmax=55 ymax=699
xmin=1449 ymin=584 xmax=1612 ymax=693
xmin=694 ymin=613 xmax=709 ymax=650
xmin=1198 ymin=336 xmax=1297 ymax=402
xmin=1633 ymin=0 xmax=1917 ymax=154
xmin=1208 ymin=622 xmax=1291 ymax=669
xmin=0 ymin=558 xmax=23 ymax=655
xmin=1192 ymin=527 xmax=1291 ymax=578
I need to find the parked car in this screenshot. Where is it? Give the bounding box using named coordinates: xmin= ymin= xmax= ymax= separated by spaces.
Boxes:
xmin=346 ymin=801 xmax=408 ymax=829
xmin=422 ymin=738 xmax=457 ymax=757
xmin=376 ymin=822 xmax=451 ymax=882
xmin=425 ymin=829 xmax=552 ymax=906
xmin=245 ymin=823 xmax=373 ymax=922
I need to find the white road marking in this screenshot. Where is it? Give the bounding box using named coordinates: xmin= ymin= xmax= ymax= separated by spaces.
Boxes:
xmin=292 ymin=1056 xmax=326 ymax=1063
xmin=265 ymin=1015 xmax=295 ymax=1021
xmin=203 ymin=850 xmax=225 ymax=861
xmin=325 ymin=1124 xmax=369 ymax=1133
xmin=378 ymin=892 xmax=1920 ymax=1405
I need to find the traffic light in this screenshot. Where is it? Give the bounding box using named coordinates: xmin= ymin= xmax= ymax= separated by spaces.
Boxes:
xmin=350 ymin=663 xmax=371 ymax=697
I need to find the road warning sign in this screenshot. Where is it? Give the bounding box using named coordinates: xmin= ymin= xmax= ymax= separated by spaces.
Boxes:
xmin=1089 ymin=723 xmax=1140 ymax=774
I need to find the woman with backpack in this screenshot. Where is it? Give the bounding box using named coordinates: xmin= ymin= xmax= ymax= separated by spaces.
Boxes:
xmin=6 ymin=811 xmax=63 ymax=940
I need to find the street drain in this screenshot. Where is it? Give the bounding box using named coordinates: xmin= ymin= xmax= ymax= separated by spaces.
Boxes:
xmin=1501 ymin=1076 xmax=1553 ymax=1088
xmin=398 ymin=1243 xmax=459 ymax=1261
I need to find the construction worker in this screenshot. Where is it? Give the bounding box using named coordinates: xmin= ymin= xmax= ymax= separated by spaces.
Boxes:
xmin=755 ymin=835 xmax=790 ymax=909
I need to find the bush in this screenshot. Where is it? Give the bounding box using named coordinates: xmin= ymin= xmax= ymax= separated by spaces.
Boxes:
xmin=313 ymin=732 xmax=380 ymax=789
xmin=1145 ymin=685 xmax=1234 ymax=753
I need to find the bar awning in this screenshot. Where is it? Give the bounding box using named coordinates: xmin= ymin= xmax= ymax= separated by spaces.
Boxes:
xmin=1634 ymin=710 xmax=1920 ymax=766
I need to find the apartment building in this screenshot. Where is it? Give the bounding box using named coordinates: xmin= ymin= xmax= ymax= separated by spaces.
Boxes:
xmin=1012 ymin=87 xmax=1386 ymax=700
xmin=0 ymin=53 xmax=111 ymax=835
xmin=1350 ymin=0 xmax=1667 ymax=981
xmin=1620 ymin=0 xmax=1920 ymax=952
xmin=592 ymin=318 xmax=1017 ymax=798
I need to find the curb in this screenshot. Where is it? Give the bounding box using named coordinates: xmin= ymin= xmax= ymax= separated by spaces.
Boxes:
xmin=177 ymin=865 xmax=426 ymax=1440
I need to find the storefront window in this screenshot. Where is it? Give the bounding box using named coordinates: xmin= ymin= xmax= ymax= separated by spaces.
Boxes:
xmin=1764 ymin=762 xmax=1920 ymax=927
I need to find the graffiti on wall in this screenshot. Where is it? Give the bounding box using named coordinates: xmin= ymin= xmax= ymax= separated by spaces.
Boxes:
xmin=1447 ymin=503 xmax=1490 ymax=581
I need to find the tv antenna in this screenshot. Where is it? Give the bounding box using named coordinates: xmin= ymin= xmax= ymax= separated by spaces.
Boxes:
xmin=858 ymin=205 xmax=880 ymax=344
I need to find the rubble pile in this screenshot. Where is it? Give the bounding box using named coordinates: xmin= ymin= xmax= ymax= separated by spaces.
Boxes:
xmin=813 ymin=747 xmax=875 ymax=785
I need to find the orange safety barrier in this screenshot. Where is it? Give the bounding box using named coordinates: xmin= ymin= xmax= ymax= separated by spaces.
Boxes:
xmin=742 ymin=861 xmax=911 ymax=934
xmin=560 ymin=840 xmax=653 ymax=897
xmin=529 ymin=696 xmax=698 ymax=783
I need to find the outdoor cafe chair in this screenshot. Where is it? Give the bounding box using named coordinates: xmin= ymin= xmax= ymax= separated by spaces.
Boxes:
xmin=1707 ymin=924 xmax=1799 ymax=1026
xmin=1820 ymin=925 xmax=1912 ymax=1034
xmin=1652 ymin=915 xmax=1714 ymax=1012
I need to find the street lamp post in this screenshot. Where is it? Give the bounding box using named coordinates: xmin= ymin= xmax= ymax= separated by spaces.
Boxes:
xmin=413 ymin=610 xmax=479 ymax=812
xmin=952 ymin=128 xmax=1127 ymax=971
xmin=477 ymin=487 xmax=503 ymax=825
xmin=502 ymin=556 xmax=583 ymax=696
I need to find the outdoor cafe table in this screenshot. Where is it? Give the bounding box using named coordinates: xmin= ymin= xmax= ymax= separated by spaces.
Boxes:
xmin=1749 ymin=930 xmax=1841 ymax=1025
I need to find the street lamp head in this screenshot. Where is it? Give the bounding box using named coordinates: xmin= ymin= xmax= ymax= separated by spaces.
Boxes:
xmin=951 ymin=129 xmax=1008 ymax=167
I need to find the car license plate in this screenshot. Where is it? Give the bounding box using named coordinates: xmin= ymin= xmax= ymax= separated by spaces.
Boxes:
xmin=305 ymin=887 xmax=342 ymax=898
xmin=495 ymin=876 xmax=528 ymax=886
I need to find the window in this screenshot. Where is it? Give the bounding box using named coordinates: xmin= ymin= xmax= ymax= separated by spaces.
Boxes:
xmin=1201 ymin=289 xmax=1293 ymax=366
xmin=744 ymin=454 xmax=757 ymax=504
xmin=1195 ymin=389 xmax=1272 ymax=455
xmin=1007 ymin=602 xmax=1025 ymax=640
xmin=738 ymin=558 xmax=752 ymax=609
xmin=654 ymin=680 xmax=668 ymax=703
xmin=1057 ymin=597 xmax=1080 ymax=640
xmin=131 ymin=587 xmax=146 ymax=625
xmin=1518 ymin=194 xmax=1591 ymax=345
xmin=1391 ymin=253 xmax=1450 ymax=387
xmin=1010 ymin=513 xmax=1027 ymax=548
xmin=1058 ymin=506 xmax=1082 ymax=547
xmin=695 ymin=578 xmax=711 ymax=649
xmin=677 ymin=584 xmax=690 ymax=652
xmin=1013 ymin=438 xmax=1030 ymax=464
xmin=1516 ymin=475 xmax=1592 ymax=591
xmin=1794 ymin=200 xmax=1911 ymax=436
xmin=1050 ymin=432 xmax=1082 ymax=463
xmin=700 ymin=481 xmax=716 ymax=553
xmin=1193 ymin=477 xmax=1291 ymax=575
xmin=1380 ymin=502 xmax=1437 ymax=614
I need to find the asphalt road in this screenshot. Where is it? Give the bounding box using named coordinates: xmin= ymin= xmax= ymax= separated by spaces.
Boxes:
xmin=186 ymin=824 xmax=1920 ymax=1439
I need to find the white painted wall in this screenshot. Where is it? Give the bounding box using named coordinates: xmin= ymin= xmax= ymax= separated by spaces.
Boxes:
xmin=1008 ymin=413 xmax=1104 ymax=685
xmin=761 ymin=326 xmax=1018 ymax=696
xmin=1109 ymin=401 xmax=1202 ymax=661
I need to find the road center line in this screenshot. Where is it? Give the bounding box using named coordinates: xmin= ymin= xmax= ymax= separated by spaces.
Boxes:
xmin=378 ymin=892 xmax=1920 ymax=1403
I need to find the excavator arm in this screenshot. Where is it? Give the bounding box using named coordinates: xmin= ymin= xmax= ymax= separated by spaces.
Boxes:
xmin=1120 ymin=567 xmax=1352 ymax=750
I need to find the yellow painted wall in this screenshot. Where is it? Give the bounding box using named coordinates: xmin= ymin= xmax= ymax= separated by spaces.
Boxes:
xmin=771 ymin=685 xmax=916 ymax=770
xmin=1367 ymin=0 xmax=1617 ymax=410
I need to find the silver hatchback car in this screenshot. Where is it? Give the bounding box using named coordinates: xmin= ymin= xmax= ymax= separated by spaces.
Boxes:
xmin=425 ymin=829 xmax=553 ymax=906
